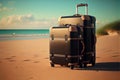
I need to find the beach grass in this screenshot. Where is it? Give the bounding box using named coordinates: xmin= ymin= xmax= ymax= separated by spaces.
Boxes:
xmin=97 ymin=20 xmax=120 ymax=35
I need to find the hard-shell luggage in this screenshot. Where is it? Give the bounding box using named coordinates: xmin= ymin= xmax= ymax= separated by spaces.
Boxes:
xmin=50 ymin=26 xmax=84 ymax=67
xmin=49 ymin=3 xmax=96 ymax=69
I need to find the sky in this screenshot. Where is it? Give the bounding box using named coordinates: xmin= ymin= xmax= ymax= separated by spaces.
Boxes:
xmin=0 ymin=0 xmax=120 ymax=29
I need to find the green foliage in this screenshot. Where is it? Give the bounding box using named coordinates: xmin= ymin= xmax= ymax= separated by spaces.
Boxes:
xmin=97 ymin=20 xmax=120 ymax=35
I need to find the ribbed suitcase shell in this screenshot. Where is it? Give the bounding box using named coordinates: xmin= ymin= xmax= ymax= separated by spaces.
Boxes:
xmin=50 ymin=26 xmax=83 ymax=65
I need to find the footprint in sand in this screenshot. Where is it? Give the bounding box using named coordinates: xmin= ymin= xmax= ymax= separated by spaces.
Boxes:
xmin=5 ymin=56 xmax=16 ymax=62
xmin=28 ymin=76 xmax=34 ymax=80
xmin=23 ymin=59 xmax=40 ymax=63
xmin=11 ymin=56 xmax=16 ymax=58
xmin=33 ymin=61 xmax=40 ymax=63
xmin=9 ymin=60 xmax=16 ymax=62
xmin=112 ymin=55 xmax=119 ymax=57
xmin=5 ymin=56 xmax=16 ymax=60
xmin=44 ymin=57 xmax=49 ymax=59
xmin=23 ymin=59 xmax=31 ymax=62
xmin=96 ymin=57 xmax=101 ymax=58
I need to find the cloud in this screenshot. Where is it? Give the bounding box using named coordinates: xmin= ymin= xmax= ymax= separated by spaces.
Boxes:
xmin=0 ymin=2 xmax=15 ymax=12
xmin=0 ymin=7 xmax=15 ymax=12
xmin=0 ymin=14 xmax=57 ymax=29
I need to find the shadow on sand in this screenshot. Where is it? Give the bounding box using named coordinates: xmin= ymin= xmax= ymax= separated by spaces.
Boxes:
xmin=80 ymin=62 xmax=120 ymax=71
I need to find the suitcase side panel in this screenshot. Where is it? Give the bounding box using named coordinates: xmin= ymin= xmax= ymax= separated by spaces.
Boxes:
xmin=82 ymin=15 xmax=96 ymax=62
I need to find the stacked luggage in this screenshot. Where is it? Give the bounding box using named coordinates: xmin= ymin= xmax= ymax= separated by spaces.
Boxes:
xmin=49 ymin=3 xmax=96 ymax=69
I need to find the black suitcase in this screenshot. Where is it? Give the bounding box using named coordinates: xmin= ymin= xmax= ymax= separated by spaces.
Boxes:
xmin=49 ymin=3 xmax=96 ymax=69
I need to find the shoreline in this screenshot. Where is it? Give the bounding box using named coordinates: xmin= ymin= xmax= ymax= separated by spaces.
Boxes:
xmin=0 ymin=34 xmax=49 ymax=41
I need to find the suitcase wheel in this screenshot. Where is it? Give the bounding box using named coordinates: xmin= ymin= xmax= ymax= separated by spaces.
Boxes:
xmin=79 ymin=63 xmax=87 ymax=68
xmin=91 ymin=60 xmax=95 ymax=66
xmin=50 ymin=62 xmax=54 ymax=67
xmin=79 ymin=63 xmax=86 ymax=68
xmin=92 ymin=62 xmax=95 ymax=66
xmin=91 ymin=56 xmax=95 ymax=66
xmin=79 ymin=63 xmax=83 ymax=68
xmin=70 ymin=65 xmax=74 ymax=70
xmin=83 ymin=63 xmax=87 ymax=67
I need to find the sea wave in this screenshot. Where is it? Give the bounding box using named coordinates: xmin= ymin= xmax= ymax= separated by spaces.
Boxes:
xmin=0 ymin=34 xmax=49 ymax=41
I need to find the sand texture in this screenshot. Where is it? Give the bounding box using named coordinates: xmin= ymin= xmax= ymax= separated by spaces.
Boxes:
xmin=0 ymin=35 xmax=120 ymax=80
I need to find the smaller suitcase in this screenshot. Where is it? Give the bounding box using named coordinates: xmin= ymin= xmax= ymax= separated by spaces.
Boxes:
xmin=50 ymin=25 xmax=84 ymax=69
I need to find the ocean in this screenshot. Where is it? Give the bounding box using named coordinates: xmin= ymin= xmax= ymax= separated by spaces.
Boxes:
xmin=0 ymin=29 xmax=49 ymax=41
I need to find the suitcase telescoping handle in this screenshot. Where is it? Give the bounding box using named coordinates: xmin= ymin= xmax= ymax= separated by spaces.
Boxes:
xmin=76 ymin=3 xmax=88 ymax=15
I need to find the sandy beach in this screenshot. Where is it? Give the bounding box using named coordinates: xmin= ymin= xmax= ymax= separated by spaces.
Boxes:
xmin=0 ymin=35 xmax=120 ymax=80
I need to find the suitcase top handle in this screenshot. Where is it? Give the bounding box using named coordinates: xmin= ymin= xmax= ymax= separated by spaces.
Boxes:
xmin=76 ymin=3 xmax=88 ymax=15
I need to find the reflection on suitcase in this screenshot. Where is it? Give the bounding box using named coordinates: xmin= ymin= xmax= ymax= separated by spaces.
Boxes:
xmin=49 ymin=3 xmax=96 ymax=69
